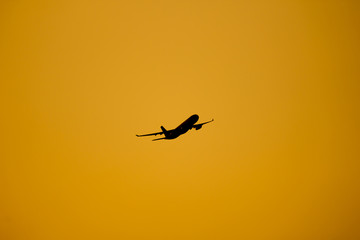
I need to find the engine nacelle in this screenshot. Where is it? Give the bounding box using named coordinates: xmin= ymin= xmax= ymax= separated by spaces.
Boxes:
xmin=195 ymin=125 xmax=202 ymax=130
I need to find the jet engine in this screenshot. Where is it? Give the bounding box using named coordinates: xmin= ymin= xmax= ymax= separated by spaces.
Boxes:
xmin=194 ymin=125 xmax=202 ymax=130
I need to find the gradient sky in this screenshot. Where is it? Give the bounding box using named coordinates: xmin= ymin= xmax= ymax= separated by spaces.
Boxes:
xmin=1 ymin=1 xmax=360 ymax=239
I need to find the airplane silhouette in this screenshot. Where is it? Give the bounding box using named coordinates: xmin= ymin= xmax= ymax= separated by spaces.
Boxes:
xmin=136 ymin=114 xmax=214 ymax=141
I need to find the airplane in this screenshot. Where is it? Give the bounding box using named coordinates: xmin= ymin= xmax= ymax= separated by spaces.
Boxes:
xmin=136 ymin=114 xmax=214 ymax=141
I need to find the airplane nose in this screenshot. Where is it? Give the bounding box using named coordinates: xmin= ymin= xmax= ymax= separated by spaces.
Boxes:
xmin=193 ymin=114 xmax=199 ymax=121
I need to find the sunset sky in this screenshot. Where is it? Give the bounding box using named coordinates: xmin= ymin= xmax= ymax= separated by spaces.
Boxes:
xmin=1 ymin=1 xmax=360 ymax=239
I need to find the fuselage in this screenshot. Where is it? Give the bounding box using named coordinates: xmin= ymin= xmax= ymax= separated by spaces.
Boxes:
xmin=165 ymin=114 xmax=199 ymax=139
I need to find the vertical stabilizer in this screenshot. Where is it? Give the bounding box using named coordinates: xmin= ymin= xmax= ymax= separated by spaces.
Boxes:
xmin=161 ymin=126 xmax=167 ymax=133
xmin=160 ymin=126 xmax=169 ymax=137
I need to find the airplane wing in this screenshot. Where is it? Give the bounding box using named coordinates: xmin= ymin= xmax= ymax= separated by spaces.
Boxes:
xmin=192 ymin=119 xmax=214 ymax=130
xmin=136 ymin=131 xmax=164 ymax=137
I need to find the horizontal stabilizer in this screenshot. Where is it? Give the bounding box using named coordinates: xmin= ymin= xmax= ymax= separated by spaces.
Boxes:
xmin=152 ymin=137 xmax=166 ymax=141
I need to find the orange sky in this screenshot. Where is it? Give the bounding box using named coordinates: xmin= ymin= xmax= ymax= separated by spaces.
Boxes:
xmin=1 ymin=1 xmax=360 ymax=239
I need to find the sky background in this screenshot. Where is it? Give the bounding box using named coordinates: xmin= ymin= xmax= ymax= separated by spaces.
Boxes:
xmin=1 ymin=1 xmax=360 ymax=239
